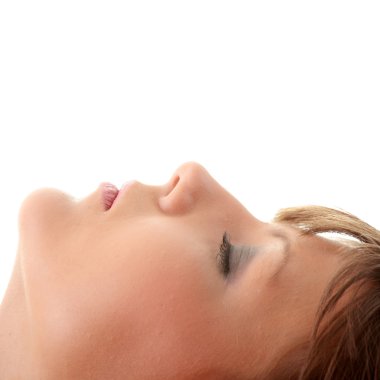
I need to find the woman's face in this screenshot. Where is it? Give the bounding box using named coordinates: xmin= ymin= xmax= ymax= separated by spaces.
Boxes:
xmin=13 ymin=162 xmax=345 ymax=379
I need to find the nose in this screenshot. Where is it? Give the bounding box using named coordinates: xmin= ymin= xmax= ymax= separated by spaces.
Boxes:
xmin=159 ymin=161 xmax=214 ymax=215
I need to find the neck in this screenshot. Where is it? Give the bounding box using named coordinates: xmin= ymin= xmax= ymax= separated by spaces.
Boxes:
xmin=0 ymin=256 xmax=33 ymax=379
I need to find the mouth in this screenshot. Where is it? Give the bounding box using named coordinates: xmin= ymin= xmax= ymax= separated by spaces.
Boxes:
xmin=101 ymin=183 xmax=119 ymax=211
xmin=101 ymin=181 xmax=136 ymax=211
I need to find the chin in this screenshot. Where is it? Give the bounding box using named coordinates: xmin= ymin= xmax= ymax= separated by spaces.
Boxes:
xmin=18 ymin=187 xmax=73 ymax=237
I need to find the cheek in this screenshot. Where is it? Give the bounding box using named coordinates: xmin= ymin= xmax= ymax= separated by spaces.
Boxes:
xmin=28 ymin=235 xmax=224 ymax=378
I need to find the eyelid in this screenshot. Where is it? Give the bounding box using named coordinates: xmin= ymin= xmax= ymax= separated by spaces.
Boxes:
xmin=229 ymin=244 xmax=259 ymax=276
xmin=228 ymin=229 xmax=291 ymax=280
xmin=220 ymin=228 xmax=291 ymax=282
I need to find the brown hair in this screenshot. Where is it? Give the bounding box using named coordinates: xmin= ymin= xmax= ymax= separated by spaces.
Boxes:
xmin=268 ymin=205 xmax=380 ymax=379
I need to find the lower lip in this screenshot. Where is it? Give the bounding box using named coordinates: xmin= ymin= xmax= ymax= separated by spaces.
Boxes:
xmin=101 ymin=181 xmax=135 ymax=211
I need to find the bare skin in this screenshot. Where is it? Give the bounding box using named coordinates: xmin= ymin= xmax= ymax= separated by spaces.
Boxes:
xmin=0 ymin=162 xmax=346 ymax=379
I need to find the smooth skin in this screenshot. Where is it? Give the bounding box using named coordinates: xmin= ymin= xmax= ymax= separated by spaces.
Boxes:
xmin=0 ymin=162 xmax=346 ymax=379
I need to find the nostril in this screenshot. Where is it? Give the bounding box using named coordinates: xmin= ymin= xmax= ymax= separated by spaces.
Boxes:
xmin=171 ymin=175 xmax=180 ymax=190
xmin=159 ymin=172 xmax=198 ymax=214
xmin=164 ymin=175 xmax=180 ymax=196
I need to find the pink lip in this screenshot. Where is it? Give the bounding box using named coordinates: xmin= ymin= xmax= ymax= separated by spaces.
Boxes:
xmin=101 ymin=180 xmax=135 ymax=211
xmin=101 ymin=182 xmax=119 ymax=211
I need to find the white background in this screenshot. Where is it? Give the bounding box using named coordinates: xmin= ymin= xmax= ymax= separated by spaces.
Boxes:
xmin=0 ymin=1 xmax=379 ymax=303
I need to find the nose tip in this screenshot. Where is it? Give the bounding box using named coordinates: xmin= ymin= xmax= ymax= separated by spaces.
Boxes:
xmin=173 ymin=161 xmax=209 ymax=178
xmin=159 ymin=161 xmax=211 ymax=215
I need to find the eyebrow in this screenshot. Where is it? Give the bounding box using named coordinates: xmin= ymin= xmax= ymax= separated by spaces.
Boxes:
xmin=269 ymin=228 xmax=291 ymax=280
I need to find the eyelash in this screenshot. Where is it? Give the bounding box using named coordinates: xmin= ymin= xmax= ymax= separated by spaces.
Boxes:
xmin=217 ymin=232 xmax=232 ymax=276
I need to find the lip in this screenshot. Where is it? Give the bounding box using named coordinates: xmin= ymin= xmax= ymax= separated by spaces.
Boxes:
xmin=101 ymin=182 xmax=119 ymax=211
xmin=101 ymin=180 xmax=136 ymax=211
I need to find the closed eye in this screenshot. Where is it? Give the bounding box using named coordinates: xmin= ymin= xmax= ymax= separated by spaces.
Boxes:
xmin=217 ymin=232 xmax=231 ymax=276
xmin=216 ymin=232 xmax=259 ymax=278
